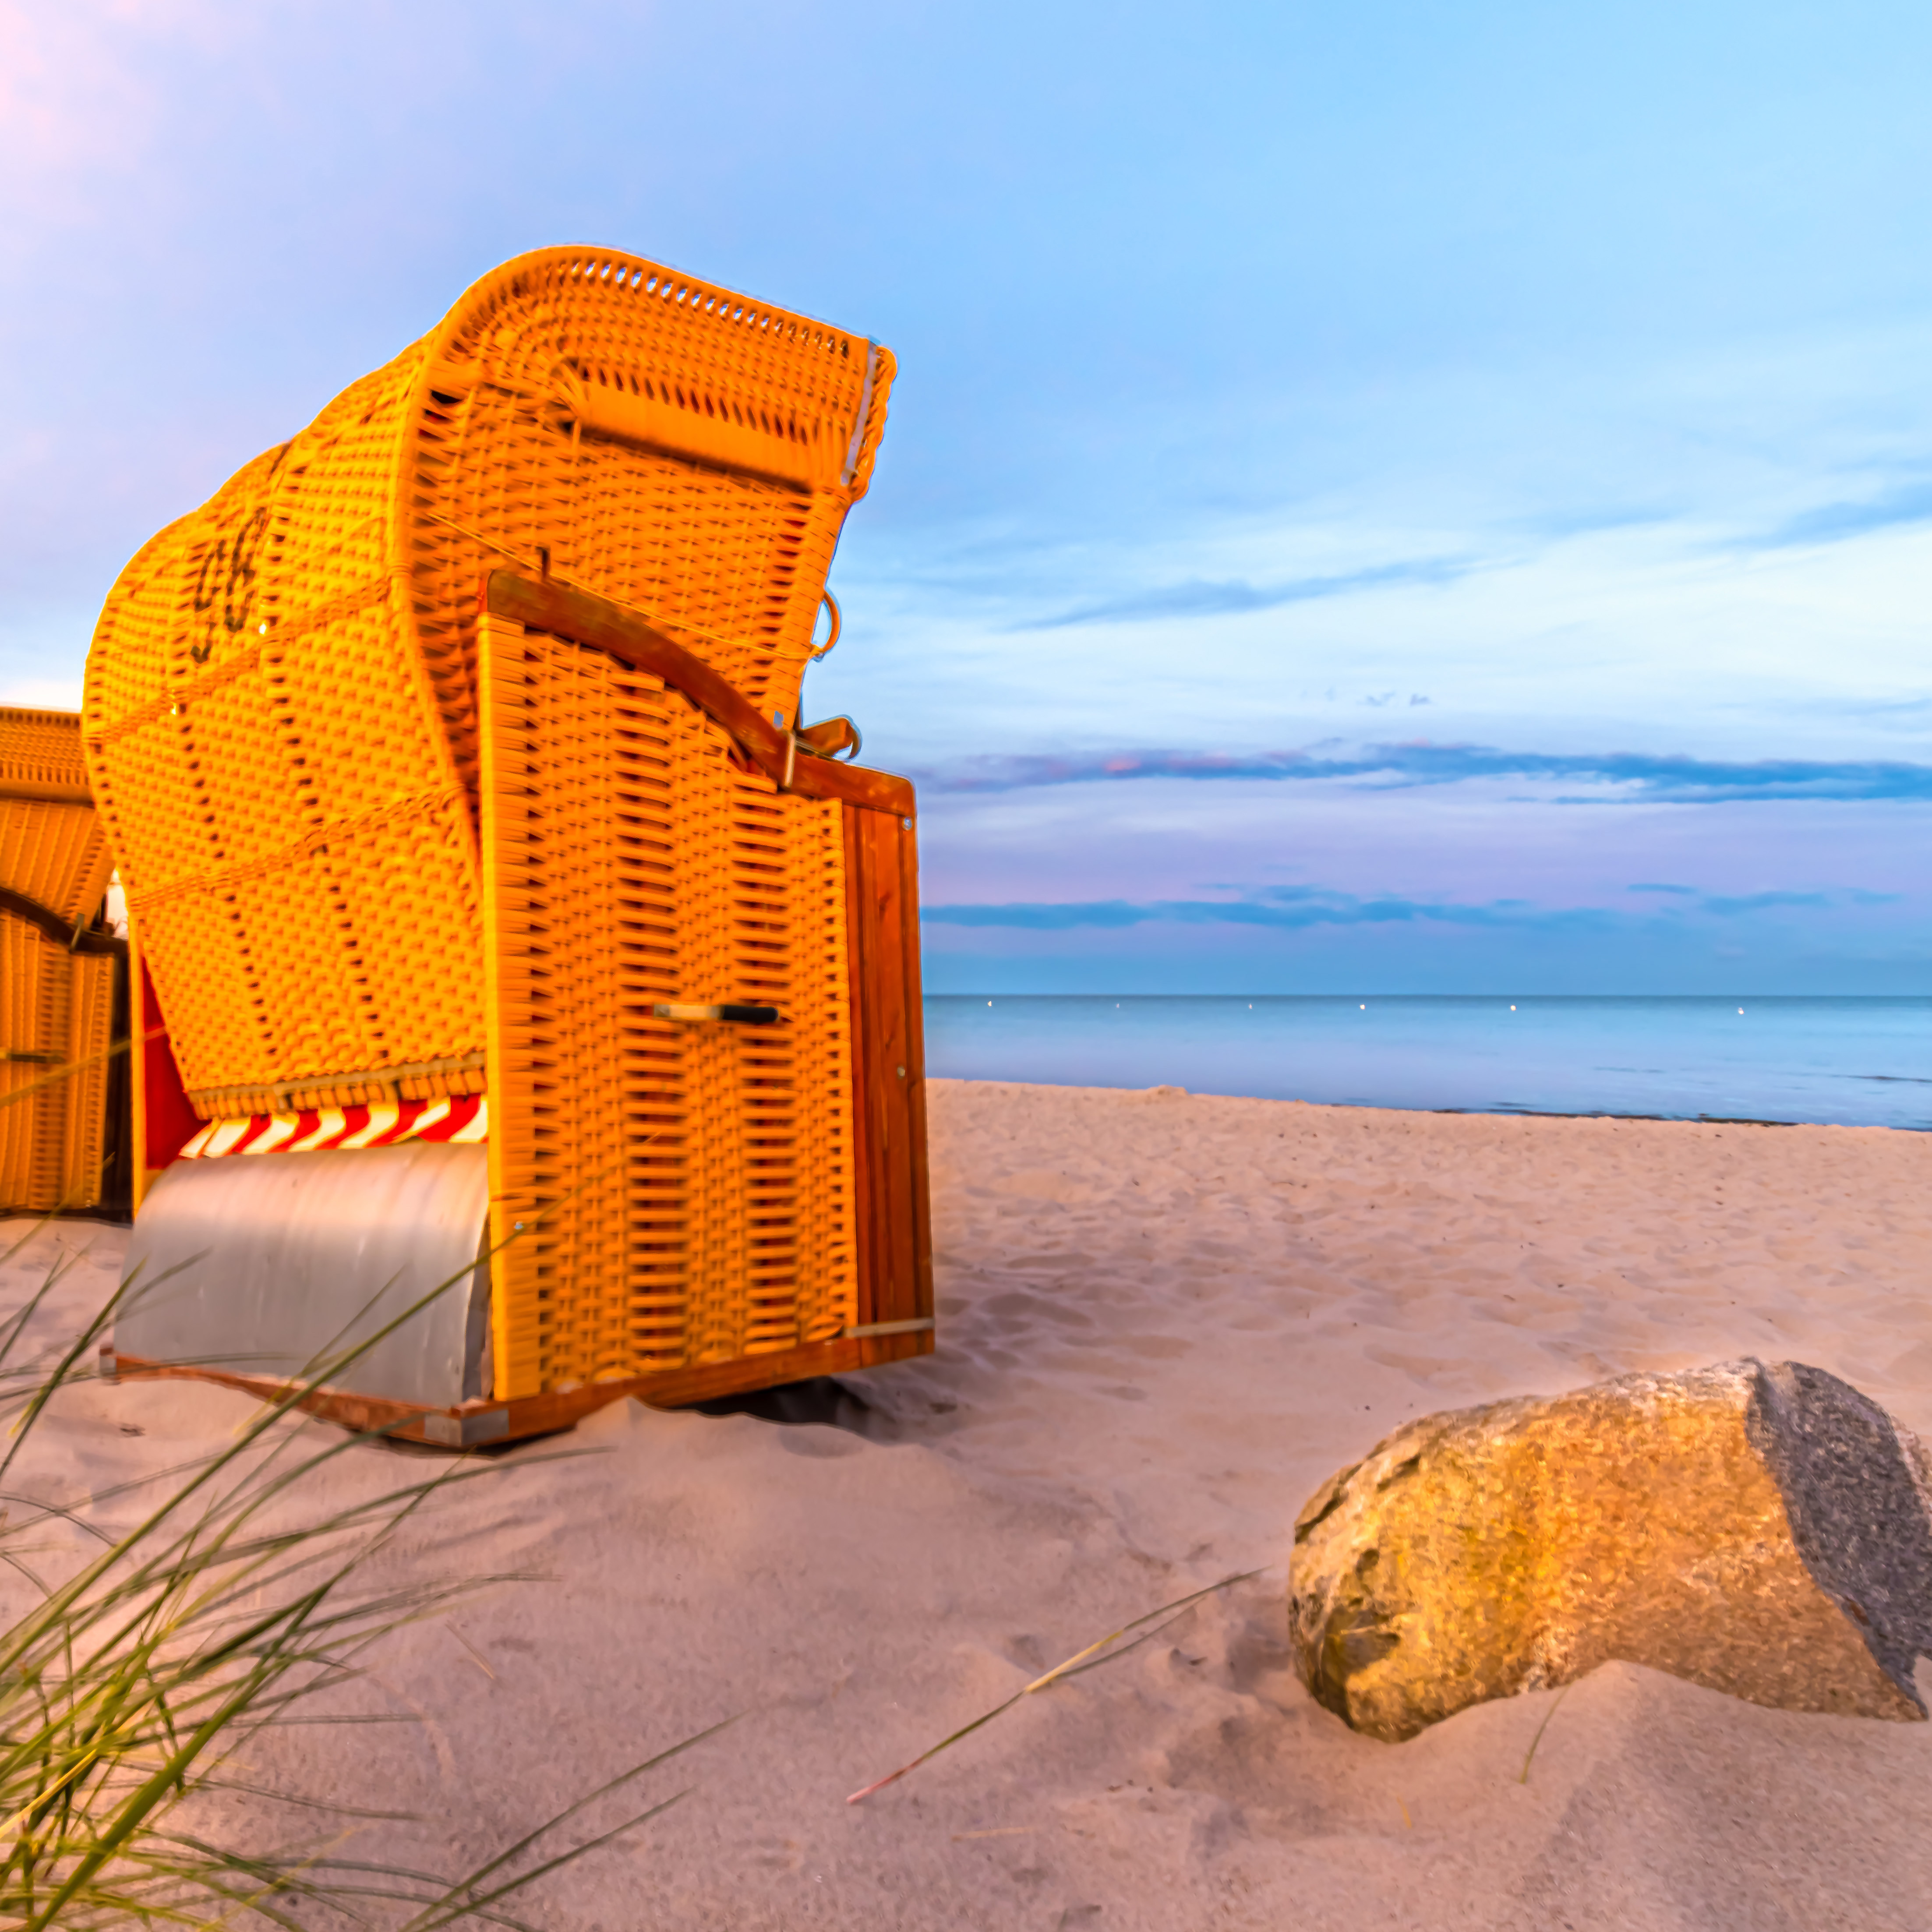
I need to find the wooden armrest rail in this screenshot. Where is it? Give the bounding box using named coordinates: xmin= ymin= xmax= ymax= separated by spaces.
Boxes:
xmin=484 ymin=572 xmax=914 ymax=819
xmin=0 ymin=884 xmax=127 ymax=960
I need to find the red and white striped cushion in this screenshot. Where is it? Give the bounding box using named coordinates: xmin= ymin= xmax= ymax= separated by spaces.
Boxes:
xmin=176 ymin=1094 xmax=488 ymax=1162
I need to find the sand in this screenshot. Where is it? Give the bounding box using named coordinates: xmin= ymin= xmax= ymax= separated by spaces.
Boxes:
xmin=5 ymin=1078 xmax=1932 ymax=1928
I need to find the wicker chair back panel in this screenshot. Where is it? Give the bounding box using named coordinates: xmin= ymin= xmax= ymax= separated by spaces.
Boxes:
xmin=407 ymin=251 xmax=892 ymax=797
xmin=86 ymin=426 xmax=484 ymax=1116
xmin=84 ymin=249 xmax=890 ymax=1122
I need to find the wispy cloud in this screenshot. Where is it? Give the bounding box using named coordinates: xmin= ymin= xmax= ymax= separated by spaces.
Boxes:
xmin=923 ymin=890 xmax=1570 ymax=932
xmin=1695 ymin=890 xmax=1829 ymax=915
xmin=1755 ymin=476 xmax=1932 ymax=548
xmin=922 ymin=884 xmax=1896 ymax=932
xmin=920 ymin=743 xmax=1932 ymax=803
xmin=1015 ymin=558 xmax=1469 ymax=629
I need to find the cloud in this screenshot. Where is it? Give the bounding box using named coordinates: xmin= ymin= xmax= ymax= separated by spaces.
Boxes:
xmin=1016 ymin=557 xmax=1469 ymax=629
xmin=1628 ymin=883 xmax=1897 ymax=913
xmin=920 ymin=743 xmax=1932 ymax=803
xmin=922 ymin=884 xmax=1900 ymax=933
xmin=1694 ymin=890 xmax=1829 ymax=915
xmin=922 ymin=891 xmax=1574 ymax=932
xmin=1755 ymin=477 xmax=1932 ymax=548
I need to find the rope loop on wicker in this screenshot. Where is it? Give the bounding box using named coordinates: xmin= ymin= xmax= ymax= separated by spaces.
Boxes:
xmin=810 ymin=589 xmax=842 ymax=661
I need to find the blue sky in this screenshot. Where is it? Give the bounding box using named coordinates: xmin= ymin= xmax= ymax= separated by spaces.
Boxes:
xmin=4 ymin=0 xmax=1929 ymax=991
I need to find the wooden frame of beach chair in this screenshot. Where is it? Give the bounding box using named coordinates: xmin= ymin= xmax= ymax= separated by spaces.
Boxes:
xmin=82 ymin=247 xmax=931 ymax=1445
xmin=0 ymin=706 xmax=127 ymax=1218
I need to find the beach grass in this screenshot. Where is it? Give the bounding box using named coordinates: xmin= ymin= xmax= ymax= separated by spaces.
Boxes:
xmin=0 ymin=1219 xmax=707 ymax=1928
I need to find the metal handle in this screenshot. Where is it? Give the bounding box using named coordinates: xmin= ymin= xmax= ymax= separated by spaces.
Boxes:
xmin=652 ymin=1003 xmax=781 ymax=1025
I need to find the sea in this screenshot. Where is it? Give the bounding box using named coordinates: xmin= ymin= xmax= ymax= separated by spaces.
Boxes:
xmin=922 ymin=996 xmax=1932 ymax=1130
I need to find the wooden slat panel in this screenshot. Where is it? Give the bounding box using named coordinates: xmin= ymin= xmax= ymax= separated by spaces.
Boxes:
xmin=60 ymin=952 xmax=115 ymax=1208
xmin=843 ymin=803 xmax=934 ymax=1365
xmin=894 ymin=807 xmax=935 ymax=1353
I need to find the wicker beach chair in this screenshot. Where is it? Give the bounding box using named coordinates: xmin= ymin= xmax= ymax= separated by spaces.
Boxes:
xmin=83 ymin=247 xmax=931 ymax=1444
xmin=0 ymin=706 xmax=126 ymax=1216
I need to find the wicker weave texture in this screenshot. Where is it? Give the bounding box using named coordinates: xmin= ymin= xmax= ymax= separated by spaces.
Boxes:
xmin=87 ymin=409 xmax=485 ymax=1120
xmin=480 ymin=614 xmax=858 ymax=1399
xmin=1 ymin=708 xmax=117 ymax=1211
xmin=85 ymin=248 xmax=893 ymax=1122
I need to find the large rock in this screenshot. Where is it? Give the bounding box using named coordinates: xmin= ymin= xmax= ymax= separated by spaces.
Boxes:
xmin=1289 ymin=1360 xmax=1932 ymax=1742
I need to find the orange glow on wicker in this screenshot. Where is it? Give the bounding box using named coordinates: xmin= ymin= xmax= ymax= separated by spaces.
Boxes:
xmin=81 ymin=247 xmax=912 ymax=1406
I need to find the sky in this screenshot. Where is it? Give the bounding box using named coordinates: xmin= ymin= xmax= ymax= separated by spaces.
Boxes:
xmin=4 ymin=0 xmax=1929 ymax=992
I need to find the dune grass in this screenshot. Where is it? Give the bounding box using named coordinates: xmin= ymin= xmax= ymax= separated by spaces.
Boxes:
xmin=0 ymin=1219 xmax=710 ymax=1928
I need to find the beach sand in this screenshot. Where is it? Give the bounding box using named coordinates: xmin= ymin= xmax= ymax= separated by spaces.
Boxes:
xmin=6 ymin=1077 xmax=1932 ymax=1928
